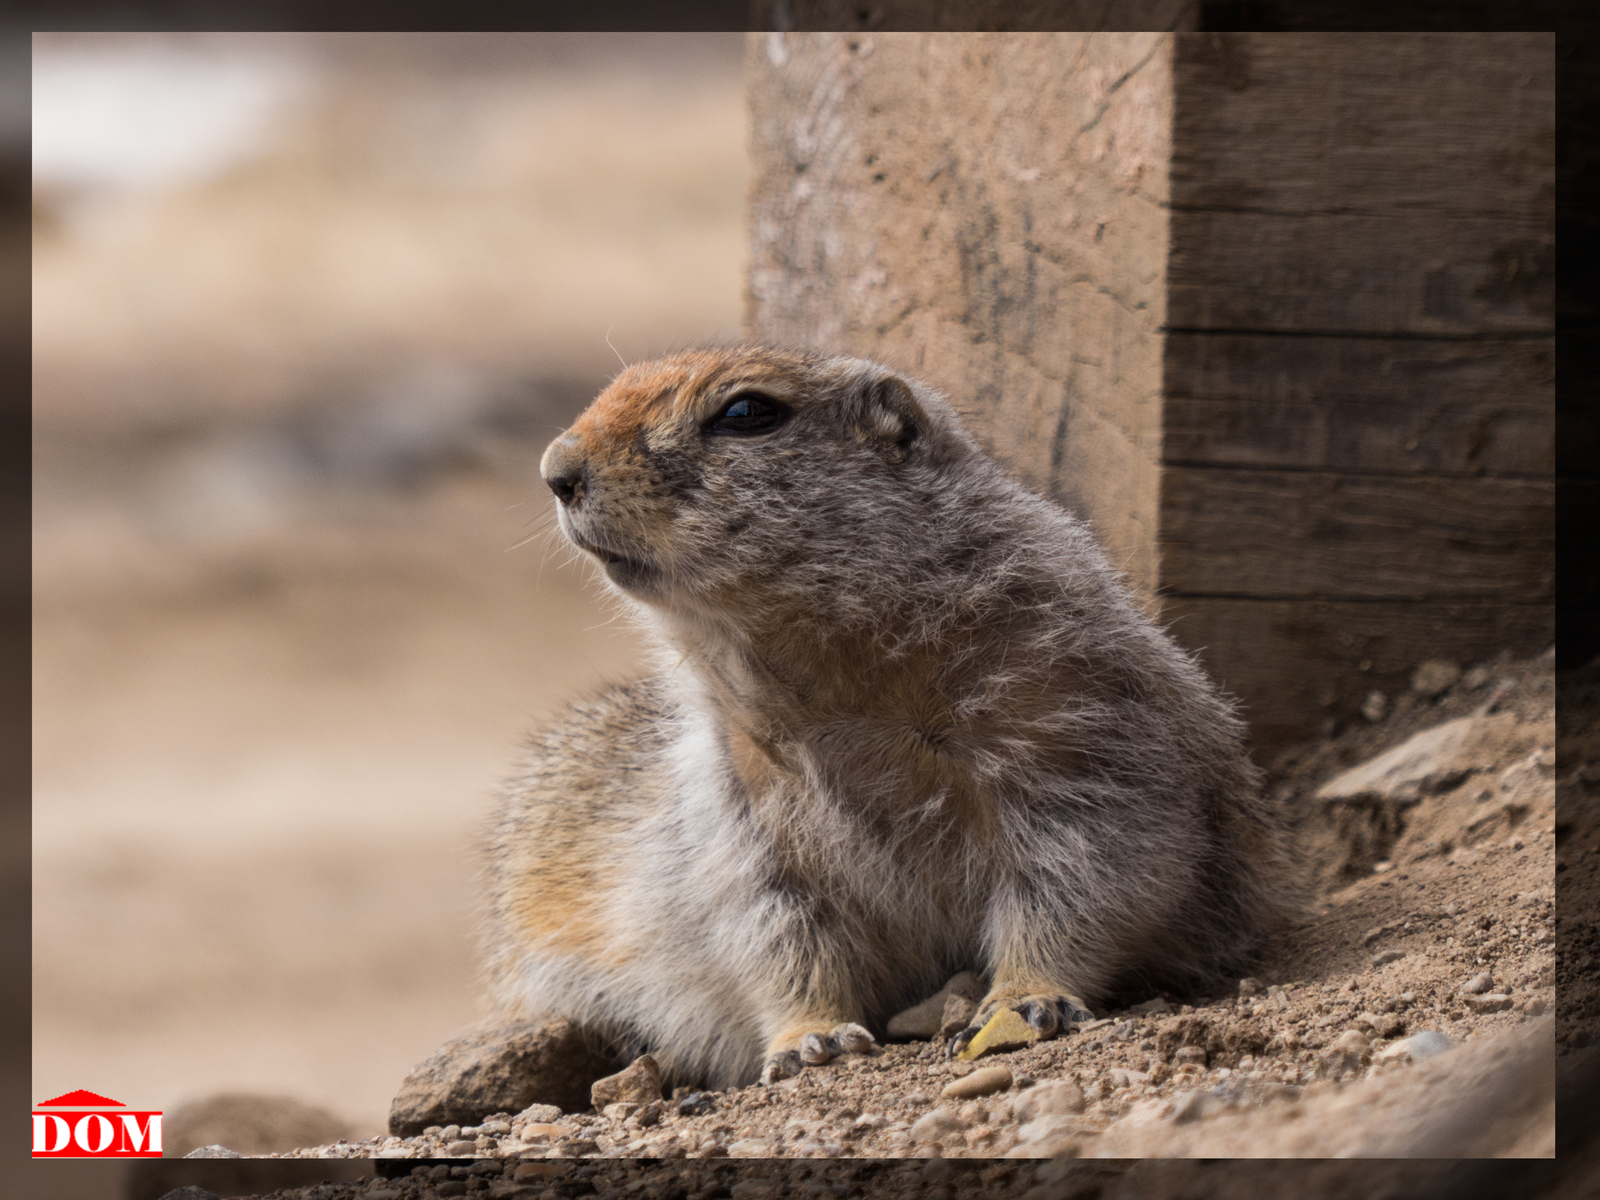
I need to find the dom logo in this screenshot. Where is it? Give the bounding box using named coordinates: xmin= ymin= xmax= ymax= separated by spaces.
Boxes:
xmin=32 ymin=1090 xmax=163 ymax=1158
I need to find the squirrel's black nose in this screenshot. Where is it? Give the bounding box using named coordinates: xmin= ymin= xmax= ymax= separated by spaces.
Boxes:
xmin=541 ymin=438 xmax=587 ymax=507
xmin=545 ymin=467 xmax=583 ymax=506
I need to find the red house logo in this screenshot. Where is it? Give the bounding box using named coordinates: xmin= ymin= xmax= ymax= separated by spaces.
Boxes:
xmin=32 ymin=1090 xmax=163 ymax=1158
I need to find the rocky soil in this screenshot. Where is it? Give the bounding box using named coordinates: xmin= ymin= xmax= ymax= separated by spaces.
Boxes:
xmin=162 ymin=646 xmax=1578 ymax=1198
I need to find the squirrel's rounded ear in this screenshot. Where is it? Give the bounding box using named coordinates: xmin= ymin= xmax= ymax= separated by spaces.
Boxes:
xmin=845 ymin=375 xmax=924 ymax=464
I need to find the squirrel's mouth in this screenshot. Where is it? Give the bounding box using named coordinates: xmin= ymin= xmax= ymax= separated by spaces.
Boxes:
xmin=569 ymin=533 xmax=658 ymax=592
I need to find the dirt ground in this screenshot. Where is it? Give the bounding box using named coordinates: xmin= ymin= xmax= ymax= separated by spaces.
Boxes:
xmin=196 ymin=642 xmax=1562 ymax=1197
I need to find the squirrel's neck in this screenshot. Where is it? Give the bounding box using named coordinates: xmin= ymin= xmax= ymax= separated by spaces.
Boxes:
xmin=650 ymin=514 xmax=1088 ymax=816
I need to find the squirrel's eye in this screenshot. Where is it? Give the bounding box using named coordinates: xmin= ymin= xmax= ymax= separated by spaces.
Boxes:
xmin=708 ymin=393 xmax=789 ymax=435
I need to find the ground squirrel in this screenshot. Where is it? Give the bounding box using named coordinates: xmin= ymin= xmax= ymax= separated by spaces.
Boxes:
xmin=485 ymin=346 xmax=1293 ymax=1089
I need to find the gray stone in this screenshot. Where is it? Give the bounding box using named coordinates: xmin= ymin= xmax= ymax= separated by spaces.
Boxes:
xmin=887 ymin=971 xmax=986 ymax=1039
xmin=445 ymin=1139 xmax=479 ymax=1155
xmin=514 ymin=1102 xmax=562 ymax=1123
xmin=1372 ymin=949 xmax=1407 ymax=966
xmin=1465 ymin=992 xmax=1514 ymax=1014
xmin=1461 ymin=972 xmax=1494 ymax=995
xmin=388 ymin=1019 xmax=618 ymax=1136
xmin=676 ymin=1092 xmax=715 ymax=1116
xmin=181 ymin=1145 xmax=243 ymax=1159
xmin=1315 ymin=713 xmax=1529 ymax=806
xmin=938 ymin=993 xmax=979 ymax=1039
xmin=1361 ymin=691 xmax=1388 ymax=722
xmin=590 ymin=1054 xmax=663 ymax=1109
xmin=1412 ymin=660 xmax=1462 ymax=696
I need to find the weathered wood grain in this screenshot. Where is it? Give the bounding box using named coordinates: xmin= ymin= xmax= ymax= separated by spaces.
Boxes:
xmin=1159 ymin=468 xmax=1554 ymax=603
xmin=746 ymin=31 xmax=1175 ymax=601
xmin=1162 ymin=333 xmax=1553 ymax=476
xmin=1171 ymin=33 xmax=1554 ymax=218
xmin=1159 ymin=595 xmax=1553 ymax=751
xmin=1165 ymin=33 xmax=1554 ymax=338
xmin=1167 ymin=210 xmax=1553 ymax=337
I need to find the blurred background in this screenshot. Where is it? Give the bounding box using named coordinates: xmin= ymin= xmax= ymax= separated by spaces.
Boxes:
xmin=32 ymin=30 xmax=747 ymax=1141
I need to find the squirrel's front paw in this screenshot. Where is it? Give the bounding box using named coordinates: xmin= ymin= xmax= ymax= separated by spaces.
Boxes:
xmin=760 ymin=1049 xmax=804 ymax=1085
xmin=944 ymin=992 xmax=1094 ymax=1058
xmin=800 ymin=1022 xmax=875 ymax=1064
xmin=762 ymin=1022 xmax=877 ymax=1084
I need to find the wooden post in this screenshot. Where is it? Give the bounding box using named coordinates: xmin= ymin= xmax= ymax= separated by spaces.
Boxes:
xmin=745 ymin=31 xmax=1554 ymax=750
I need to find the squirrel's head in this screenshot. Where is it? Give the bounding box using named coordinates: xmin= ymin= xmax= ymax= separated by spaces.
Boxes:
xmin=540 ymin=346 xmax=975 ymax=619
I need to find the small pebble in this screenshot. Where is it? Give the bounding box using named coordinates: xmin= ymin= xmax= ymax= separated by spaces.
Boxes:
xmin=1465 ymin=993 xmax=1514 ymax=1014
xmin=676 ymin=1092 xmax=715 ymax=1117
xmin=444 ymin=1140 xmax=478 ymax=1156
xmin=1377 ymin=1030 xmax=1454 ymax=1064
xmin=591 ymin=1054 xmax=663 ymax=1108
xmin=955 ymin=1007 xmax=1038 ymax=1061
xmin=941 ymin=1065 xmax=1012 ymax=1099
xmin=1412 ymin=660 xmax=1461 ymax=696
xmin=909 ymin=1107 xmax=964 ymax=1143
xmin=1460 ymin=972 xmax=1494 ymax=995
xmin=939 ymin=993 xmax=979 ymax=1039
xmin=1372 ymin=949 xmax=1406 ymax=966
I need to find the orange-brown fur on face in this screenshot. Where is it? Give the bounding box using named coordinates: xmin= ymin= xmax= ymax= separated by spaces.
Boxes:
xmin=486 ymin=346 xmax=1298 ymax=1091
